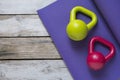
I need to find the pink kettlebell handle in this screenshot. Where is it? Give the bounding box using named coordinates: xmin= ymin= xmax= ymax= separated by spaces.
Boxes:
xmin=89 ymin=36 xmax=115 ymax=62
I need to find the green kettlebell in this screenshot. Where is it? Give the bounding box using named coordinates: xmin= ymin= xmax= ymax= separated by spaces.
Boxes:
xmin=66 ymin=6 xmax=97 ymax=41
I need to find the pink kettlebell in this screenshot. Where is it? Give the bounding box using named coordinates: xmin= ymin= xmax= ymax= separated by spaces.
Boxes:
xmin=87 ymin=36 xmax=115 ymax=70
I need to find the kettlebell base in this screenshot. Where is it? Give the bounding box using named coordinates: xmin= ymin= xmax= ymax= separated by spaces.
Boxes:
xmin=66 ymin=20 xmax=88 ymax=41
xmin=87 ymin=52 xmax=106 ymax=70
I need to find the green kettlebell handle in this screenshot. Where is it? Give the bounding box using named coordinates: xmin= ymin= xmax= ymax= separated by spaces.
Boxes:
xmin=70 ymin=6 xmax=97 ymax=31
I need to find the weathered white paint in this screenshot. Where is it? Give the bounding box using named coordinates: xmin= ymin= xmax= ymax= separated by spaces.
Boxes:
xmin=0 ymin=0 xmax=57 ymax=14
xmin=0 ymin=0 xmax=73 ymax=80
xmin=0 ymin=60 xmax=73 ymax=80
xmin=0 ymin=15 xmax=49 ymax=36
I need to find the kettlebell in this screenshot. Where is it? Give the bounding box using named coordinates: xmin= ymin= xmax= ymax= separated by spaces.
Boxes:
xmin=87 ymin=37 xmax=115 ymax=70
xmin=66 ymin=6 xmax=97 ymax=41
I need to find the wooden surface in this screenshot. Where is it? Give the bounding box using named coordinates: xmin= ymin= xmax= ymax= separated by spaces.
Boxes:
xmin=0 ymin=60 xmax=72 ymax=80
xmin=0 ymin=15 xmax=49 ymax=36
xmin=0 ymin=0 xmax=73 ymax=80
xmin=0 ymin=0 xmax=56 ymax=14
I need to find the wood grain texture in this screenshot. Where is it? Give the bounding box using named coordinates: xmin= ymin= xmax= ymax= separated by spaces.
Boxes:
xmin=0 ymin=15 xmax=49 ymax=37
xmin=0 ymin=60 xmax=73 ymax=80
xmin=0 ymin=0 xmax=57 ymax=14
xmin=0 ymin=0 xmax=73 ymax=79
xmin=0 ymin=37 xmax=61 ymax=59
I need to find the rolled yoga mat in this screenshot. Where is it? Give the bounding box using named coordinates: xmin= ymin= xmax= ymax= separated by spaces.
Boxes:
xmin=94 ymin=0 xmax=120 ymax=44
xmin=37 ymin=0 xmax=120 ymax=80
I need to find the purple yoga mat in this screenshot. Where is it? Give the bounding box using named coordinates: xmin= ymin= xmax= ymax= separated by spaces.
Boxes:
xmin=37 ymin=0 xmax=120 ymax=80
xmin=94 ymin=0 xmax=120 ymax=44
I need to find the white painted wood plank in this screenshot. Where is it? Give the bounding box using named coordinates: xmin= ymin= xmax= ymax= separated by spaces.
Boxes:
xmin=0 ymin=60 xmax=73 ymax=80
xmin=0 ymin=0 xmax=57 ymax=14
xmin=0 ymin=15 xmax=49 ymax=36
xmin=0 ymin=37 xmax=60 ymax=59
